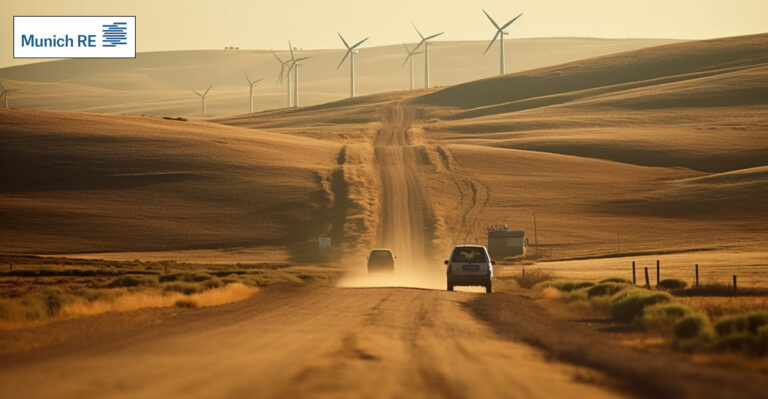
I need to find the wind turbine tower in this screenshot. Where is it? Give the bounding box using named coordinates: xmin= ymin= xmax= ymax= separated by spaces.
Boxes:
xmin=401 ymin=42 xmax=423 ymax=90
xmin=482 ymin=10 xmax=523 ymax=75
xmin=193 ymin=84 xmax=212 ymax=116
xmin=245 ymin=74 xmax=263 ymax=113
xmin=288 ymin=42 xmax=311 ymax=108
xmin=336 ymin=33 xmax=369 ymax=98
xmin=411 ymin=25 xmax=443 ymax=89
xmin=273 ymin=52 xmax=293 ymax=108
xmin=0 ymin=83 xmax=19 ymax=108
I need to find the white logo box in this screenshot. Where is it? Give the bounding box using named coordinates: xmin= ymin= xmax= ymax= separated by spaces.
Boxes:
xmin=14 ymin=16 xmax=136 ymax=58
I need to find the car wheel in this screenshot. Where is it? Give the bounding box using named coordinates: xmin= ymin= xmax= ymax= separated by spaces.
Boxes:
xmin=485 ymin=280 xmax=492 ymax=293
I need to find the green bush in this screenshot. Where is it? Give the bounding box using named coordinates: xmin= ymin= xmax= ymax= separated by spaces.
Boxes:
xmin=714 ymin=311 xmax=768 ymax=336
xmin=609 ymin=289 xmax=673 ymax=323
xmin=640 ymin=303 xmax=694 ymax=331
xmin=657 ymin=279 xmax=688 ymax=290
xmin=108 ymin=274 xmax=157 ymax=288
xmin=674 ymin=313 xmax=710 ymax=339
xmin=587 ymin=282 xmax=630 ymax=297
xmin=533 ymin=279 xmax=594 ymax=293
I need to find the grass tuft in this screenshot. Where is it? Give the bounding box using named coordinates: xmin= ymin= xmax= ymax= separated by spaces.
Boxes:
xmin=533 ymin=279 xmax=594 ymax=293
xmin=587 ymin=282 xmax=631 ymax=297
xmin=674 ymin=312 xmax=710 ymax=339
xmin=609 ymin=288 xmax=673 ymax=323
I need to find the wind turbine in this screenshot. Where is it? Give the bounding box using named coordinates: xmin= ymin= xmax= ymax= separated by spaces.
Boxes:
xmin=245 ymin=74 xmax=263 ymax=113
xmin=410 ymin=24 xmax=443 ymax=89
xmin=336 ymin=33 xmax=368 ymax=98
xmin=192 ymin=84 xmax=212 ymax=116
xmin=288 ymin=42 xmax=311 ymax=108
xmin=401 ymin=42 xmax=423 ymax=90
xmin=0 ymin=82 xmax=19 ymax=108
xmin=273 ymin=52 xmax=293 ymax=108
xmin=482 ymin=10 xmax=523 ymax=75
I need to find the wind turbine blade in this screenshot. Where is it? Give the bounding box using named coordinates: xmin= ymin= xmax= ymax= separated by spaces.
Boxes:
xmin=295 ymin=56 xmax=312 ymax=62
xmin=272 ymin=51 xmax=284 ymax=64
xmin=288 ymin=41 xmax=295 ymax=61
xmin=255 ymin=77 xmax=264 ymax=84
xmin=351 ymin=37 xmax=369 ymax=49
xmin=402 ymin=42 xmax=411 ymax=53
xmin=277 ymin=64 xmax=285 ymax=83
xmin=412 ymin=23 xmax=425 ymax=40
xmin=482 ymin=9 xmax=500 ymax=30
xmin=336 ymin=50 xmax=351 ymax=70
xmin=0 ymin=82 xmax=4 ymax=91
xmin=410 ymin=40 xmax=424 ymax=54
xmin=203 ymin=84 xmax=212 ymax=97
xmin=425 ymin=32 xmax=444 ymax=41
xmin=501 ymin=13 xmax=523 ymax=30
xmin=483 ymin=31 xmax=500 ymax=54
xmin=193 ymin=90 xmax=202 ymax=97
xmin=245 ymin=73 xmax=252 ymax=84
xmin=337 ymin=32 xmax=350 ymax=49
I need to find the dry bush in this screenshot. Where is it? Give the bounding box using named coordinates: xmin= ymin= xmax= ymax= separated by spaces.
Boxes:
xmin=514 ymin=269 xmax=557 ymax=289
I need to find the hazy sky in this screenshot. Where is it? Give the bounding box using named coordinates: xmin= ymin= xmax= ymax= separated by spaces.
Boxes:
xmin=2 ymin=0 xmax=767 ymax=68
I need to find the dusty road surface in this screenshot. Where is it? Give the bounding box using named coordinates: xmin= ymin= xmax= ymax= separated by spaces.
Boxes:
xmin=373 ymin=106 xmax=431 ymax=267
xmin=0 ymin=286 xmax=623 ymax=399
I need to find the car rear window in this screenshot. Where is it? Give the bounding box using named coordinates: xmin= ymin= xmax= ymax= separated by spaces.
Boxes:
xmin=451 ymin=247 xmax=487 ymax=262
xmin=370 ymin=251 xmax=392 ymax=258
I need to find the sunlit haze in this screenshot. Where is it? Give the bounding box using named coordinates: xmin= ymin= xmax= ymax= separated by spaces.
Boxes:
xmin=2 ymin=0 xmax=766 ymax=67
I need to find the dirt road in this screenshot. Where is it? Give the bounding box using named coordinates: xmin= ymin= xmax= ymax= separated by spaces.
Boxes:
xmin=0 ymin=286 xmax=622 ymax=399
xmin=373 ymin=106 xmax=431 ymax=267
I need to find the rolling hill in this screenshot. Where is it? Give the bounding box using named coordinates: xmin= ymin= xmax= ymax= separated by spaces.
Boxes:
xmin=0 ymin=38 xmax=681 ymax=116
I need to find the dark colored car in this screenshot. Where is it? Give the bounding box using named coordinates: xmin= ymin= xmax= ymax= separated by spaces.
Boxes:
xmin=445 ymin=245 xmax=494 ymax=293
xmin=367 ymin=249 xmax=395 ymax=273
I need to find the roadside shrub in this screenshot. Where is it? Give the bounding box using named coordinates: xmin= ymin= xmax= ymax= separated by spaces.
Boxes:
xmin=674 ymin=312 xmax=711 ymax=339
xmin=610 ymin=289 xmax=673 ymax=323
xmin=587 ymin=282 xmax=630 ymax=297
xmin=714 ymin=311 xmax=768 ymax=336
xmin=657 ymin=279 xmax=688 ymax=291
xmin=533 ymin=279 xmax=594 ymax=293
xmin=108 ymin=274 xmax=157 ymax=288
xmin=600 ymin=278 xmax=632 ymax=284
xmin=514 ymin=269 xmax=556 ymax=289
xmin=639 ymin=303 xmax=693 ymax=332
xmin=202 ymin=278 xmax=223 ymax=290
xmin=163 ymin=282 xmax=204 ymax=295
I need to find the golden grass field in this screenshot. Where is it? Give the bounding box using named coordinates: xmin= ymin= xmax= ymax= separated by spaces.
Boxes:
xmin=0 ymin=33 xmax=767 ymax=399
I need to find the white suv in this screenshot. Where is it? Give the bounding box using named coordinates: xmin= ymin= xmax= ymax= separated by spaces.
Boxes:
xmin=445 ymin=245 xmax=494 ymax=293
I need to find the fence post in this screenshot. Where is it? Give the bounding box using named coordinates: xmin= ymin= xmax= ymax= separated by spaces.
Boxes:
xmin=644 ymin=267 xmax=650 ymax=288
xmin=656 ymin=260 xmax=660 ymax=286
xmin=632 ymin=261 xmax=636 ymax=285
xmin=733 ymin=275 xmax=737 ymax=296
xmin=695 ymin=264 xmax=699 ymax=287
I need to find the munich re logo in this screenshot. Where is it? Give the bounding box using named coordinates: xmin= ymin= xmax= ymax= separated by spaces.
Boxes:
xmin=102 ymin=22 xmax=128 ymax=47
xmin=14 ymin=16 xmax=136 ymax=59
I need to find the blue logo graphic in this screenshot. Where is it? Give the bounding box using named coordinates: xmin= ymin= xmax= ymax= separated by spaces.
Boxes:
xmin=102 ymin=22 xmax=127 ymax=47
